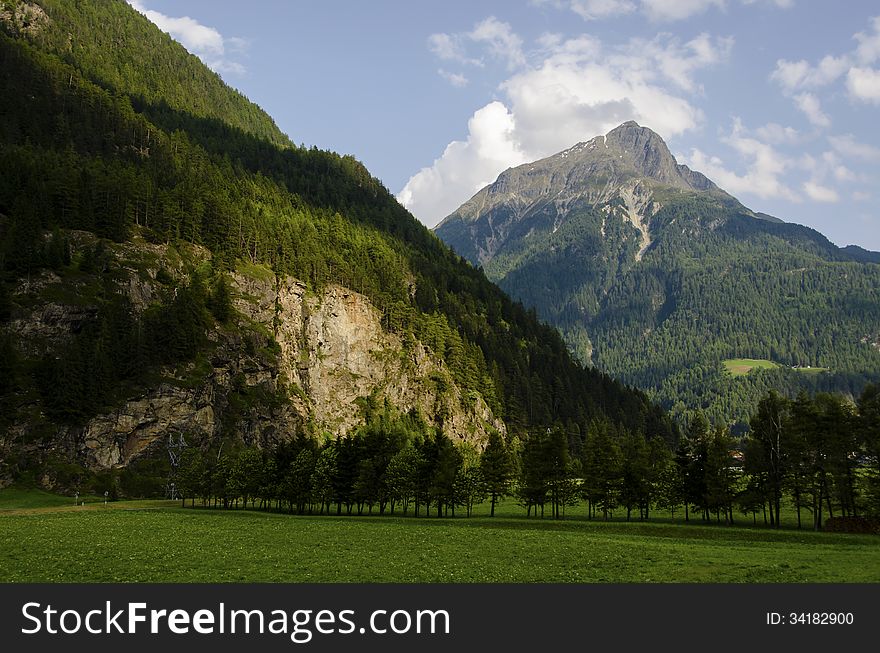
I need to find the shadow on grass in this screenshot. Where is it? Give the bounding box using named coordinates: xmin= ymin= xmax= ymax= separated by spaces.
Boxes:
xmin=165 ymin=503 xmax=880 ymax=547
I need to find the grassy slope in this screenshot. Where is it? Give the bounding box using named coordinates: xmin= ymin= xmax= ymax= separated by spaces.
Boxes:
xmin=723 ymin=359 xmax=830 ymax=377
xmin=723 ymin=359 xmax=782 ymax=376
xmin=0 ymin=487 xmax=104 ymax=509
xmin=1 ymin=494 xmax=877 ymax=583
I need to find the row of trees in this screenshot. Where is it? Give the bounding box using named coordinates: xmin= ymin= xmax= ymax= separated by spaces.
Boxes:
xmin=174 ymin=412 xmax=508 ymax=519
xmin=744 ymin=388 xmax=880 ymax=529
xmin=169 ymin=385 xmax=880 ymax=529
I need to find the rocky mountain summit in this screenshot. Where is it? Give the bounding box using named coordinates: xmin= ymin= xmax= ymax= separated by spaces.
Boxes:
xmin=450 ymin=122 xmax=716 ymax=222
xmin=437 ymin=122 xmax=730 ymax=266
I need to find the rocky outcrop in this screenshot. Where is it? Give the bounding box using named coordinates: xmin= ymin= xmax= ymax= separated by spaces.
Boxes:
xmin=77 ymin=384 xmax=216 ymax=469
xmin=233 ymin=273 xmax=503 ymax=444
xmin=0 ymin=1 xmax=49 ymax=37
xmin=617 ymin=181 xmax=660 ymax=261
xmin=5 ymin=238 xmax=503 ymax=471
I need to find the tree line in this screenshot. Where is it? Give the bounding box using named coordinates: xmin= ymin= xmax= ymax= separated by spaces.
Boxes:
xmin=167 ymin=385 xmax=880 ymax=530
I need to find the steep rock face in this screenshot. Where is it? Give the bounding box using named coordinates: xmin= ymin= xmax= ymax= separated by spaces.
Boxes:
xmin=617 ymin=181 xmax=659 ymax=261
xmin=77 ymin=384 xmax=217 ymax=469
xmin=234 ymin=273 xmax=503 ymax=444
xmin=602 ymin=121 xmax=715 ymax=191
xmin=7 ymin=239 xmax=503 ymax=471
xmin=0 ymin=1 xmax=49 ymax=37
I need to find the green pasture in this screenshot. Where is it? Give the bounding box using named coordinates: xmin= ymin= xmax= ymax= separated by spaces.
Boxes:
xmin=0 ymin=487 xmax=106 ymax=510
xmin=723 ymin=359 xmax=782 ymax=376
xmin=722 ymin=359 xmax=829 ymax=377
xmin=1 ymin=491 xmax=877 ymax=583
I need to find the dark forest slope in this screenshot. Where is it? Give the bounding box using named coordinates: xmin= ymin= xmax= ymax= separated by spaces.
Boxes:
xmin=0 ymin=0 xmax=676 ymax=486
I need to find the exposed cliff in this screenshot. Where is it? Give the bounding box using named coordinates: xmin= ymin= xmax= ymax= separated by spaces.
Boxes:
xmin=2 ymin=235 xmax=503 ymax=476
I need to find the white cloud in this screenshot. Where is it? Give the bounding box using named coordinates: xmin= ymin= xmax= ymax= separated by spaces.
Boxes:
xmin=609 ymin=32 xmax=734 ymax=92
xmin=681 ymin=120 xmax=798 ymax=201
xmin=397 ymin=102 xmax=529 ymax=225
xmin=127 ymin=1 xmax=245 ymax=76
xmin=770 ymin=55 xmax=850 ymax=92
xmin=770 ymin=60 xmax=810 ymax=92
xmin=830 ymin=133 xmax=880 ymax=162
xmin=742 ymin=0 xmax=793 ymax=6
xmin=803 ymin=181 xmax=839 ymax=203
xmin=427 ymin=33 xmax=482 ymax=66
xmin=796 ymin=149 xmax=866 ymax=199
xmin=819 ymin=151 xmax=859 ymax=183
xmin=569 ymin=0 xmax=637 ymax=20
xmin=469 ymin=17 xmax=526 ymax=70
xmin=209 ymin=60 xmax=246 ymax=76
xmin=660 ymin=33 xmax=734 ymax=91
xmin=536 ymin=32 xmax=565 ymax=50
xmin=428 ymin=33 xmax=463 ymax=61
xmin=854 ymin=16 xmax=880 ymax=64
xmin=501 ymin=33 xmax=725 ymax=155
xmin=853 ymin=190 xmax=871 ymax=201
xmin=227 ymin=37 xmax=249 ymax=54
xmin=427 ymin=16 xmax=525 ymax=89
xmin=641 ymin=0 xmax=724 ymax=22
xmin=754 ymin=122 xmax=801 ymax=144
xmin=429 ymin=17 xmax=524 ymax=70
xmin=541 ymin=0 xmax=793 ymax=22
xmin=770 ymin=17 xmax=880 ymax=122
xmin=847 ymin=66 xmax=880 ymax=103
xmin=792 ymin=92 xmax=831 ymax=127
xmin=403 ymin=29 xmax=733 ymax=225
xmin=438 ymin=69 xmax=469 ymax=87
xmin=684 ymin=147 xmax=795 ymax=201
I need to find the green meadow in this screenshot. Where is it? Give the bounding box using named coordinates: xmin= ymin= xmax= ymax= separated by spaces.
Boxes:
xmin=1 ymin=492 xmax=877 ymax=583
xmin=723 ymin=359 xmax=782 ymax=376
xmin=722 ymin=359 xmax=830 ymax=377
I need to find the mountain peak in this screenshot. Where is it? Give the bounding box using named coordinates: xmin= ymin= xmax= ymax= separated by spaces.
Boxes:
xmin=437 ymin=121 xmax=724 ymax=235
xmin=605 ymin=121 xmax=662 ymax=148
xmin=600 ymin=121 xmax=711 ymax=191
xmin=608 ymin=120 xmax=650 ymax=137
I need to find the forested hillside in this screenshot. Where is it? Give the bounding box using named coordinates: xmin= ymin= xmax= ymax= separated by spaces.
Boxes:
xmin=0 ymin=0 xmax=675 ymax=490
xmin=437 ymin=124 xmax=880 ymax=428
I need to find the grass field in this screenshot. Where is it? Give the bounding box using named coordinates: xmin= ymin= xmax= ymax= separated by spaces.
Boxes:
xmin=1 ymin=491 xmax=878 ymax=583
xmin=722 ymin=359 xmax=829 ymax=376
xmin=723 ymin=358 xmax=782 ymax=376
xmin=0 ymin=487 xmax=105 ymax=510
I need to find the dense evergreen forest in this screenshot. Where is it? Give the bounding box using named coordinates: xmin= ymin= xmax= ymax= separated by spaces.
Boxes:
xmin=0 ymin=0 xmax=675 ymax=487
xmin=468 ymin=175 xmax=880 ymax=430
xmin=593 ymin=199 xmax=880 ymax=427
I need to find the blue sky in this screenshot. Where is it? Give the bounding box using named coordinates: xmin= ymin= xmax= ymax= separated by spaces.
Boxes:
xmin=129 ymin=1 xmax=880 ymax=250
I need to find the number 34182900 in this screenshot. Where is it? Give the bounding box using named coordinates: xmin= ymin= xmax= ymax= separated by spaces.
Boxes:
xmin=766 ymin=612 xmax=854 ymax=625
